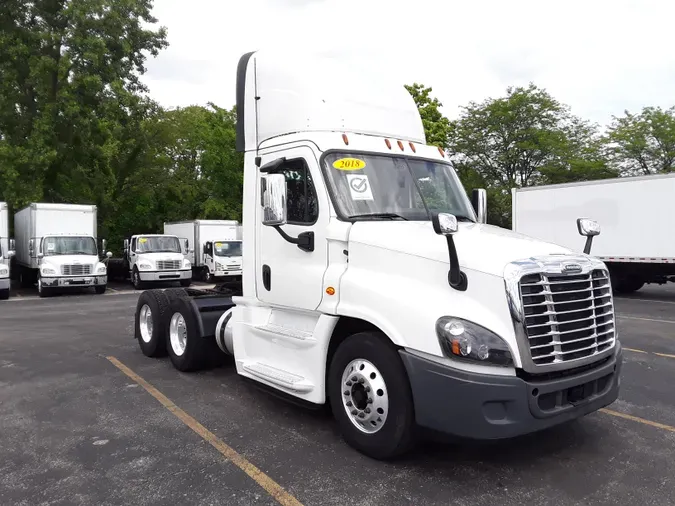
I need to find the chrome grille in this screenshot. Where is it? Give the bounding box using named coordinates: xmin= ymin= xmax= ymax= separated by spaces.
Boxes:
xmin=519 ymin=269 xmax=615 ymax=366
xmin=157 ymin=260 xmax=181 ymax=270
xmin=226 ymin=264 xmax=241 ymax=271
xmin=61 ymin=264 xmax=92 ymax=276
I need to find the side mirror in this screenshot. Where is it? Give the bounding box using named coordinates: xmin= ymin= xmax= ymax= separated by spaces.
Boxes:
xmin=203 ymin=243 xmax=208 ymax=255
xmin=6 ymin=239 xmax=15 ymax=259
xmin=577 ymin=218 xmax=600 ymax=255
xmin=261 ymin=173 xmax=287 ymax=226
xmin=431 ymin=212 xmax=459 ymax=236
xmin=106 ymin=251 xmax=113 ymax=258
xmin=184 ymin=239 xmax=189 ymax=251
xmin=29 ymin=239 xmax=34 ymax=257
xmin=124 ymin=239 xmax=129 ymax=252
xmin=471 ymin=189 xmax=487 ymax=224
xmin=37 ymin=252 xmax=44 ymax=259
xmin=101 ymin=239 xmax=107 ymax=253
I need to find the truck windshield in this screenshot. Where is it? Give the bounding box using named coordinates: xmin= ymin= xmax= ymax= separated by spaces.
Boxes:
xmin=214 ymin=241 xmax=242 ymax=257
xmin=322 ymin=153 xmax=476 ymax=222
xmin=43 ymin=236 xmax=97 ymax=256
xmin=137 ymin=236 xmax=181 ymax=253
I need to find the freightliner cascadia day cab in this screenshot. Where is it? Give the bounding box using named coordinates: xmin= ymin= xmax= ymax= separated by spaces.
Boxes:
xmin=123 ymin=234 xmax=192 ymax=289
xmin=0 ymin=202 xmax=15 ymax=300
xmin=133 ymin=50 xmax=623 ymax=459
xmin=14 ymin=203 xmax=109 ymax=297
xmin=163 ymin=220 xmax=243 ymax=282
xmin=512 ymin=173 xmax=675 ymax=294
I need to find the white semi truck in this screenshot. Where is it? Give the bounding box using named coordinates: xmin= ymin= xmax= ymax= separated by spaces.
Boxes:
xmin=0 ymin=202 xmax=15 ymax=300
xmin=132 ymin=50 xmax=623 ymax=459
xmin=163 ymin=220 xmax=242 ymax=282
xmin=14 ymin=203 xmax=109 ymax=297
xmin=512 ymin=173 xmax=675 ymax=294
xmin=123 ymin=234 xmax=192 ymax=289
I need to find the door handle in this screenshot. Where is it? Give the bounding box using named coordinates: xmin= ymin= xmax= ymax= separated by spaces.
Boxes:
xmin=262 ymin=264 xmax=271 ymax=291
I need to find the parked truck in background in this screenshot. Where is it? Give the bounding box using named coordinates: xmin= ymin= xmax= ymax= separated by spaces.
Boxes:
xmin=132 ymin=50 xmax=623 ymax=459
xmin=512 ymin=173 xmax=675 ymax=294
xmin=0 ymin=202 xmax=15 ymax=300
xmin=164 ymin=220 xmax=242 ymax=282
xmin=14 ymin=203 xmax=109 ymax=297
xmin=123 ymin=234 xmax=192 ymax=289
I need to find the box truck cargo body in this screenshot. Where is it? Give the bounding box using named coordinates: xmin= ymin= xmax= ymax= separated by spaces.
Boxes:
xmin=164 ymin=220 xmax=242 ymax=282
xmin=512 ymin=173 xmax=675 ymax=293
xmin=0 ymin=202 xmax=14 ymax=299
xmin=14 ymin=203 xmax=108 ymax=297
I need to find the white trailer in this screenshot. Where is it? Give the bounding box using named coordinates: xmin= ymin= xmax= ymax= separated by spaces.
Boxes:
xmin=14 ymin=203 xmax=109 ymax=297
xmin=512 ymin=174 xmax=675 ymax=293
xmin=164 ymin=220 xmax=242 ymax=282
xmin=0 ymin=202 xmax=15 ymax=300
xmin=132 ymin=49 xmax=623 ymax=460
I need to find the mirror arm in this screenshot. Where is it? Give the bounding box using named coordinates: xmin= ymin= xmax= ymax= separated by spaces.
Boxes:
xmin=583 ymin=236 xmax=594 ymax=255
xmin=273 ymin=226 xmax=314 ymax=252
xmin=445 ymin=236 xmax=468 ymax=291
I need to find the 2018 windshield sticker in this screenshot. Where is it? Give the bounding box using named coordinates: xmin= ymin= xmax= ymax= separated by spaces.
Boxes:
xmin=215 ymin=242 xmax=222 ymax=247
xmin=347 ymin=174 xmax=374 ymax=201
xmin=139 ymin=238 xmax=147 ymax=244
xmin=333 ymin=158 xmax=366 ymax=171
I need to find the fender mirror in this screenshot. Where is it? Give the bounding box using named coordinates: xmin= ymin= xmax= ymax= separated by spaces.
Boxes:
xmin=106 ymin=251 xmax=113 ymax=258
xmin=261 ymin=173 xmax=287 ymax=226
xmin=432 ymin=213 xmax=467 ymax=291
xmin=124 ymin=239 xmax=129 ymax=252
xmin=577 ymin=218 xmax=600 ymax=254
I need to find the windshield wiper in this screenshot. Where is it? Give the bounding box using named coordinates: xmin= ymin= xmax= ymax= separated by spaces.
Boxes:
xmin=350 ymin=213 xmax=408 ymax=221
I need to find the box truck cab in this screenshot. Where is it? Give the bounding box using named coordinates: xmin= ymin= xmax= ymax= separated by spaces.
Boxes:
xmin=0 ymin=202 xmax=15 ymax=300
xmin=134 ymin=50 xmax=623 ymax=459
xmin=124 ymin=234 xmax=192 ymax=289
xmin=164 ymin=220 xmax=242 ymax=282
xmin=14 ymin=203 xmax=109 ymax=297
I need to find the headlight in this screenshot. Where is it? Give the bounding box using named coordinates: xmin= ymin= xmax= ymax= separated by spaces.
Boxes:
xmin=436 ymin=317 xmax=513 ymax=367
xmin=96 ymin=264 xmax=107 ymax=274
xmin=138 ymin=263 xmax=152 ymax=270
xmin=216 ymin=262 xmax=224 ymax=270
xmin=0 ymin=267 xmax=8 ymax=276
xmin=41 ymin=266 xmax=57 ymax=275
xmin=183 ymin=259 xmax=191 ymax=268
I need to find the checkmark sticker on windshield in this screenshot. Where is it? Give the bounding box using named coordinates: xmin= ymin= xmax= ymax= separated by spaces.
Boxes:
xmin=347 ymin=174 xmax=374 ymax=201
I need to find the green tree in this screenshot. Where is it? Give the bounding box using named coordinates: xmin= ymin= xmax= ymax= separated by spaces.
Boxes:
xmin=404 ymin=83 xmax=452 ymax=148
xmin=0 ymin=0 xmax=168 ymax=210
xmin=605 ymin=106 xmax=675 ymax=175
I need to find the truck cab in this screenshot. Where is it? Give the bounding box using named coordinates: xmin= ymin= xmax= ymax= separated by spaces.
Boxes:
xmin=202 ymin=240 xmax=242 ymax=282
xmin=124 ymin=234 xmax=192 ymax=289
xmin=134 ymin=50 xmax=623 ymax=459
xmin=0 ymin=202 xmax=15 ymax=300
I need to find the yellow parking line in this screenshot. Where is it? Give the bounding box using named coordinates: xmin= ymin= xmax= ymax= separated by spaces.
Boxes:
xmin=601 ymin=408 xmax=675 ymax=433
xmin=624 ymin=347 xmax=648 ymax=354
xmin=654 ymin=352 xmax=675 ymax=359
xmin=107 ymin=356 xmax=303 ymax=506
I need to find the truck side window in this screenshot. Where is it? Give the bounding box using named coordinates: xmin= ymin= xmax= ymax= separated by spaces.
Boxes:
xmin=131 ymin=238 xmax=136 ymax=252
xmin=278 ymin=159 xmax=318 ymax=225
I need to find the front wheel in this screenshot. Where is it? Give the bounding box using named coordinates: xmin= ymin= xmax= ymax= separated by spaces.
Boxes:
xmin=328 ymin=331 xmax=416 ymax=460
xmin=179 ymin=278 xmax=191 ymax=288
xmin=0 ymin=288 xmax=9 ymax=300
xmin=132 ymin=268 xmax=144 ymax=290
xmin=95 ymin=284 xmax=107 ymax=295
xmin=37 ymin=274 xmax=52 ymax=298
xmin=166 ymin=291 xmax=208 ymax=371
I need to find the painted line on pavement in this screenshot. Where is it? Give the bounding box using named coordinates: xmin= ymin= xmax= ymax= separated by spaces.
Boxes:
xmin=624 ymin=347 xmax=648 ymax=354
xmin=107 ymin=356 xmax=303 ymax=506
xmin=654 ymin=352 xmax=675 ymax=359
xmin=601 ymin=408 xmax=675 ymax=434
xmin=615 ymin=297 xmax=675 ymax=305
xmin=617 ymin=315 xmax=675 ymax=324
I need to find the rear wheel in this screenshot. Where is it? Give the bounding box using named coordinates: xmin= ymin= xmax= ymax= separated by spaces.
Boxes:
xmin=328 ymin=331 xmax=416 ymax=460
xmin=166 ymin=292 xmax=209 ymax=371
xmin=135 ymin=290 xmax=170 ymax=357
xmin=201 ymin=267 xmax=212 ymax=283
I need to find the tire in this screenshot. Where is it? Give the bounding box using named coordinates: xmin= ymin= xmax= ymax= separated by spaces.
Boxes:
xmin=611 ymin=273 xmax=644 ymax=294
xmin=135 ymin=290 xmax=171 ymax=357
xmin=0 ymin=288 xmax=9 ymax=300
xmin=328 ymin=331 xmax=415 ymax=460
xmin=165 ymin=291 xmax=208 ymax=372
xmin=201 ymin=267 xmax=212 ymax=283
xmin=179 ymin=278 xmax=191 ymax=288
xmin=132 ymin=267 xmax=144 ymax=290
xmin=95 ymin=284 xmax=107 ymax=295
xmin=37 ymin=274 xmax=52 ymax=298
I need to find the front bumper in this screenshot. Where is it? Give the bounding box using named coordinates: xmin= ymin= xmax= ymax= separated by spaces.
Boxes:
xmin=139 ymin=269 xmax=191 ymax=282
xmin=41 ymin=275 xmax=107 ymax=288
xmin=400 ymin=343 xmax=623 ymax=440
xmin=0 ymin=277 xmax=9 ymax=290
xmin=214 ymin=270 xmax=242 ymax=279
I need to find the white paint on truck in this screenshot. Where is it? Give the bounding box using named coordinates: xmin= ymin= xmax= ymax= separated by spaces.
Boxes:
xmin=512 ymin=173 xmax=675 ymax=293
xmin=163 ymin=220 xmax=242 ymax=282
xmin=125 ymin=234 xmax=192 ymax=289
xmin=0 ymin=202 xmax=14 ymax=300
xmin=14 ymin=203 xmax=108 ymax=297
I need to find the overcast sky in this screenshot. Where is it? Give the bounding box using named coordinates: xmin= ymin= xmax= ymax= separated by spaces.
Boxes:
xmin=142 ymin=0 xmax=675 ymax=126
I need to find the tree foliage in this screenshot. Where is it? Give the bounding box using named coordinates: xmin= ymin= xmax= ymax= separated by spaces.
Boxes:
xmin=605 ymin=106 xmax=675 ymax=175
xmin=404 ymin=83 xmax=452 ymax=148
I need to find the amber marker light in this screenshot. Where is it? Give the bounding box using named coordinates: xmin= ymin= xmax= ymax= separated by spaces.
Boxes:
xmin=326 ymin=287 xmax=336 ymax=296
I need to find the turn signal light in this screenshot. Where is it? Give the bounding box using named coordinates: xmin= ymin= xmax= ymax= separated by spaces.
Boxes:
xmin=385 ymin=139 xmax=391 ymax=149
xmin=437 ymin=146 xmax=445 ymax=157
xmin=397 ymin=140 xmax=404 ymax=151
xmin=326 ymin=286 xmax=336 ymax=296
xmin=342 ymin=134 xmax=349 ymax=145
xmin=409 ymin=142 xmax=416 ymax=153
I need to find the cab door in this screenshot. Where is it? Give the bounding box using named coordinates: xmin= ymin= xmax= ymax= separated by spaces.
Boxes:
xmin=255 ymin=146 xmax=329 ymax=310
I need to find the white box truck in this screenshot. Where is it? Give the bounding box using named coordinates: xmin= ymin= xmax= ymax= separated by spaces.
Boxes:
xmin=512 ymin=174 xmax=675 ymax=294
xmin=14 ymin=203 xmax=110 ymax=297
xmin=0 ymin=202 xmax=15 ymax=300
xmin=122 ymin=234 xmax=192 ymax=290
xmin=131 ymin=50 xmax=623 ymax=459
xmin=164 ymin=220 xmax=242 ymax=282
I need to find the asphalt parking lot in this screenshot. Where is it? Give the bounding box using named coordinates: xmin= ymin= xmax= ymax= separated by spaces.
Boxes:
xmin=1 ymin=284 xmax=675 ymax=505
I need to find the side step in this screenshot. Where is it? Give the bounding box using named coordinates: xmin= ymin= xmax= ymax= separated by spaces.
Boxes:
xmin=241 ymin=361 xmax=314 ymax=393
xmin=251 ymin=323 xmax=315 ymax=342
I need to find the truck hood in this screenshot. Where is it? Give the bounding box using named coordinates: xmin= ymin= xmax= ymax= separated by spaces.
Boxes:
xmin=348 ymin=221 xmax=575 ymax=277
xmin=40 ymin=255 xmax=101 ymax=269
xmin=137 ymin=252 xmax=185 ymax=262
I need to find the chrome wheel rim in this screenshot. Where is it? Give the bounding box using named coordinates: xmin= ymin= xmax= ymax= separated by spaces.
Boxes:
xmin=139 ymin=304 xmax=153 ymax=343
xmin=169 ymin=312 xmax=187 ymax=356
xmin=341 ymin=359 xmax=389 ymax=434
